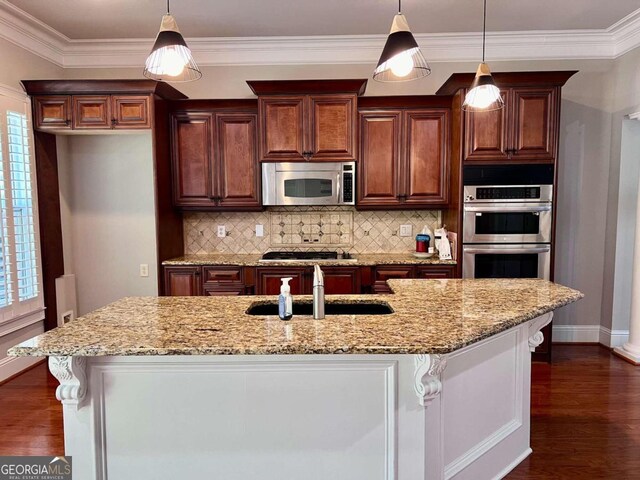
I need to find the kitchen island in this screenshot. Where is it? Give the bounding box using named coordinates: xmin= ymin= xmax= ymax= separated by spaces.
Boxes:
xmin=10 ymin=279 xmax=582 ymax=480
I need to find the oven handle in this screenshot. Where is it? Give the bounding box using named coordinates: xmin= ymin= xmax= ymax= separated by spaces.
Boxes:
xmin=336 ymin=173 xmax=341 ymax=203
xmin=464 ymin=246 xmax=551 ymax=254
xmin=464 ymin=205 xmax=552 ymax=213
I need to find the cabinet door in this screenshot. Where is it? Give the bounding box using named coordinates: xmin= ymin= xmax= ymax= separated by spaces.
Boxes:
xmin=403 ymin=110 xmax=450 ymax=205
xmin=72 ymin=95 xmax=111 ymax=129
xmin=214 ymin=113 xmax=261 ymax=209
xmin=33 ymin=96 xmax=71 ymax=130
xmin=357 ymin=111 xmax=403 ymax=207
xmin=463 ymin=90 xmax=509 ymax=162
xmin=308 ymin=94 xmax=356 ymax=161
xmin=256 ymin=267 xmax=309 ymax=295
xmin=171 ymin=113 xmax=215 ymax=207
xmin=258 ymin=96 xmax=305 ymax=161
xmin=164 ymin=266 xmax=201 ymax=296
xmin=112 ymin=95 xmax=151 ymax=129
xmin=322 ymin=266 xmax=361 ymax=294
xmin=373 ymin=265 xmax=415 ymax=293
xmin=416 ymin=266 xmax=455 ymax=279
xmin=510 ymin=87 xmax=557 ymax=162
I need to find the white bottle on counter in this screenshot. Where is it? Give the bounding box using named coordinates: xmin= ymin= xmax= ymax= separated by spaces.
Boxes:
xmin=279 ymin=277 xmax=293 ymax=321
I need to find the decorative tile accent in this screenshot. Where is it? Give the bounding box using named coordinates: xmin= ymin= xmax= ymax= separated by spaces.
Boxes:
xmin=184 ymin=207 xmax=441 ymax=254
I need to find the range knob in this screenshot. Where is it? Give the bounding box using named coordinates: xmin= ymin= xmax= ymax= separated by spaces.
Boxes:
xmin=465 ymin=195 xmax=475 ymax=201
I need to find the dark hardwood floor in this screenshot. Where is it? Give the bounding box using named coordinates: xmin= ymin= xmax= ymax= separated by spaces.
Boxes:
xmin=0 ymin=361 xmax=63 ymax=456
xmin=0 ymin=346 xmax=638 ymax=478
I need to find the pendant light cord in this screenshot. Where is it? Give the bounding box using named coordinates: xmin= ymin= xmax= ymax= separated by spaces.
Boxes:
xmin=167 ymin=0 xmax=170 ymax=14
xmin=398 ymin=0 xmax=401 ymax=14
xmin=482 ymin=0 xmax=487 ymax=62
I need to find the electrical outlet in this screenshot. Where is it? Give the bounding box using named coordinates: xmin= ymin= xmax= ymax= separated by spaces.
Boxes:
xmin=255 ymin=224 xmax=264 ymax=237
xmin=139 ymin=264 xmax=149 ymax=277
xmin=399 ymin=224 xmax=412 ymax=237
xmin=217 ymin=225 xmax=226 ymax=238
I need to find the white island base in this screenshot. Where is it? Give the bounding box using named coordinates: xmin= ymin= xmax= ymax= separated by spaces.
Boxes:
xmin=50 ymin=313 xmax=552 ymax=480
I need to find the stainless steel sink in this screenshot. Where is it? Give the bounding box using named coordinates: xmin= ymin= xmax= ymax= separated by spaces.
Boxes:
xmin=246 ymin=301 xmax=393 ymax=316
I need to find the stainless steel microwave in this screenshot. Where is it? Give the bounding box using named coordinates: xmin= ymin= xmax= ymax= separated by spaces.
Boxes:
xmin=262 ymin=162 xmax=355 ymax=206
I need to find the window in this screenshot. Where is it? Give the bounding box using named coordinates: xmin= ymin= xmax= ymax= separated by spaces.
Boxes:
xmin=0 ymin=86 xmax=43 ymax=323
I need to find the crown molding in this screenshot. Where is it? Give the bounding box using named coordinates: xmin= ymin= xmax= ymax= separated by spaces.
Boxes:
xmin=1 ymin=1 xmax=639 ymax=69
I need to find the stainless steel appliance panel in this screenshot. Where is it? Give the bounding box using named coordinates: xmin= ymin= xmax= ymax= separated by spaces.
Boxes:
xmin=463 ymin=202 xmax=552 ymax=244
xmin=463 ymin=244 xmax=551 ymax=280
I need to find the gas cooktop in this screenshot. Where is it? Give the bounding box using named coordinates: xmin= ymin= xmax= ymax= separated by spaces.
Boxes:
xmin=259 ymin=251 xmax=355 ymax=262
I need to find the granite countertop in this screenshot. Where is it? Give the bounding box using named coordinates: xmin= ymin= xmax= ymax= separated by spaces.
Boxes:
xmin=162 ymin=252 xmax=457 ymax=266
xmin=9 ymin=279 xmax=582 ymax=357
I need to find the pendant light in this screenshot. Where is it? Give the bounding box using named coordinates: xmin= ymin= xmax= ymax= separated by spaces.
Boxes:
xmin=462 ymin=0 xmax=504 ymax=111
xmin=373 ymin=0 xmax=431 ymax=82
xmin=143 ymin=0 xmax=202 ymax=82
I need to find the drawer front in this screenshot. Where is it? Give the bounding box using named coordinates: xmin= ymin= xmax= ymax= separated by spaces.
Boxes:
xmin=203 ymin=285 xmax=246 ymax=296
xmin=374 ymin=265 xmax=415 ymax=294
xmin=416 ymin=266 xmax=455 ymax=279
xmin=202 ymin=267 xmax=244 ymax=284
xmin=375 ymin=266 xmax=415 ymax=281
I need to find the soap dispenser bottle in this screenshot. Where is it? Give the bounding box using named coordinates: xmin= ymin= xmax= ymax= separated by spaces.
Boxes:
xmin=279 ymin=277 xmax=293 ymax=321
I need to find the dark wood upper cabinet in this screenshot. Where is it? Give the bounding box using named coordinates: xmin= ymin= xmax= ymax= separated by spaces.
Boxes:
xmin=358 ymin=105 xmax=450 ymax=209
xmin=258 ymin=96 xmax=305 ymax=161
xmin=215 ymin=112 xmax=261 ymax=209
xmin=33 ymin=96 xmax=71 ymax=130
xmin=258 ymin=94 xmax=357 ymax=162
xmin=249 ymin=80 xmax=366 ymax=163
xmin=464 ymin=87 xmax=557 ymax=163
xmin=358 ymin=111 xmax=403 ymax=207
xmin=111 ymin=95 xmax=151 ymax=129
xmin=164 ymin=266 xmax=202 ymax=296
xmin=32 ymin=91 xmax=155 ymax=132
xmin=72 ymin=95 xmax=111 ymax=129
xmin=463 ymin=90 xmax=509 ymax=161
xmin=170 ymin=105 xmax=262 ymax=211
xmin=510 ymin=87 xmax=557 ymax=162
xmin=171 ymin=113 xmax=214 ymax=207
xmin=403 ymin=109 xmax=450 ymax=205
xmin=308 ymin=94 xmax=357 ymax=161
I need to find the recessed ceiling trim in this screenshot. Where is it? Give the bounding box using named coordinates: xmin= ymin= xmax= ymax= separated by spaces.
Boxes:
xmin=1 ymin=2 xmax=638 ymax=69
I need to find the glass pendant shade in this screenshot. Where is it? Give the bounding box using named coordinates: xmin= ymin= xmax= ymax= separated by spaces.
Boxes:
xmin=462 ymin=63 xmax=504 ymax=111
xmin=373 ymin=14 xmax=431 ymax=82
xmin=143 ymin=14 xmax=202 ymax=82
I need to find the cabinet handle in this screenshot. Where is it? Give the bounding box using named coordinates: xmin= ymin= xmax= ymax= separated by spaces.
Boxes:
xmin=111 ymin=118 xmax=117 ymax=126
xmin=65 ymin=119 xmax=70 ymax=126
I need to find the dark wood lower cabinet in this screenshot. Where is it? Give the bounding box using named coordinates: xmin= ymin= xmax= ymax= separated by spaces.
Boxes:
xmin=256 ymin=267 xmax=309 ymax=295
xmin=164 ymin=266 xmax=202 ymax=296
xmin=164 ymin=264 xmax=457 ymax=296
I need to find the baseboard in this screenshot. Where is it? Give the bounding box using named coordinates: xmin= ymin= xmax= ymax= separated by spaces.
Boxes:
xmin=0 ymin=355 xmax=44 ymax=383
xmin=492 ymin=448 xmax=532 ymax=480
xmin=599 ymin=327 xmax=629 ymax=348
xmin=552 ymin=325 xmax=600 ymax=343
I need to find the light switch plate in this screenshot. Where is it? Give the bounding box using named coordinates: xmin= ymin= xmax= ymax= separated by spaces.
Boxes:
xmin=399 ymin=224 xmax=412 ymax=237
xmin=139 ymin=264 xmax=149 ymax=277
xmin=217 ymin=225 xmax=226 ymax=238
xmin=255 ymin=224 xmax=264 ymax=237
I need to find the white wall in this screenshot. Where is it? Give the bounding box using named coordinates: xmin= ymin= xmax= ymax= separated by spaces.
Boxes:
xmin=57 ymin=134 xmax=158 ymax=316
xmin=600 ymin=46 xmax=640 ymax=344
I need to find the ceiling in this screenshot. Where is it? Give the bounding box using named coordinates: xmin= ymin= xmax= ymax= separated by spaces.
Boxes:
xmin=8 ymin=0 xmax=640 ymax=40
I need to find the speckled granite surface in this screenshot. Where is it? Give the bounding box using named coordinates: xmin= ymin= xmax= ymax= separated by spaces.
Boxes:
xmin=162 ymin=253 xmax=456 ymax=266
xmin=9 ymin=279 xmax=582 ymax=357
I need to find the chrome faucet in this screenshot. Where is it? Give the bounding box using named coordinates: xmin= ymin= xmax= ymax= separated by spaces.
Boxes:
xmin=313 ymin=265 xmax=325 ymax=319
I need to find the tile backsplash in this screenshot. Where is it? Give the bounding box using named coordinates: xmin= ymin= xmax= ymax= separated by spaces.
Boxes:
xmin=184 ymin=207 xmax=441 ymax=254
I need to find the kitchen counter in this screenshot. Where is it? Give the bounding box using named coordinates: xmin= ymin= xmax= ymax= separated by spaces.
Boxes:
xmin=10 ymin=278 xmax=581 ymax=357
xmin=162 ymin=252 xmax=456 ymax=266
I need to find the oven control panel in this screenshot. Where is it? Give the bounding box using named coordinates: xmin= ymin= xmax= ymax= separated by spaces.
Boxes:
xmin=464 ymin=185 xmax=553 ymax=203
